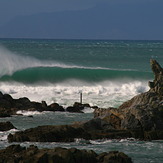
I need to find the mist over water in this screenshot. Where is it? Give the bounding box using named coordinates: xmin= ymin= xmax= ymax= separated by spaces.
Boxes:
xmin=0 ymin=46 xmax=43 ymax=77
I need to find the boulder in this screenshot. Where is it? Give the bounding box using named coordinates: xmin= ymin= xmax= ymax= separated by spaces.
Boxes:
xmin=0 ymin=144 xmax=133 ymax=163
xmin=48 ymin=102 xmax=65 ymax=112
xmin=66 ymin=102 xmax=91 ymax=113
xmin=0 ymin=121 xmax=16 ymax=131
xmin=66 ymin=106 xmax=84 ymax=113
xmin=97 ymin=151 xmax=132 ymax=163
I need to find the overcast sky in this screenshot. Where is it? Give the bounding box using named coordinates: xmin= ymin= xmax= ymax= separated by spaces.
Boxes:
xmin=0 ymin=0 xmax=162 ymax=40
xmin=0 ymin=0 xmax=157 ymax=23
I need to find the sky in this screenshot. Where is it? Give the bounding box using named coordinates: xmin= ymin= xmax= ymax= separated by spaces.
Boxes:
xmin=0 ymin=0 xmax=162 ymax=40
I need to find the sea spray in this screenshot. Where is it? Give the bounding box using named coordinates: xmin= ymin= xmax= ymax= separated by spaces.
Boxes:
xmin=0 ymin=80 xmax=149 ymax=108
xmin=0 ymin=46 xmax=44 ymax=77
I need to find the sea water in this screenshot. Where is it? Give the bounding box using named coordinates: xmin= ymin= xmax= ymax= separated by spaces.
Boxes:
xmin=0 ymin=39 xmax=163 ymax=162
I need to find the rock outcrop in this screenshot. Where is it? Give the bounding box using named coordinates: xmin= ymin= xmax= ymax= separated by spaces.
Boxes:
xmin=0 ymin=93 xmax=65 ymax=116
xmin=66 ymin=102 xmax=90 ymax=113
xmin=0 ymin=121 xmax=16 ymax=131
xmin=0 ymin=144 xmax=133 ymax=163
xmin=0 ymin=91 xmax=93 ymax=116
xmin=8 ymin=125 xmax=91 ymax=142
xmin=93 ymin=59 xmax=163 ymax=140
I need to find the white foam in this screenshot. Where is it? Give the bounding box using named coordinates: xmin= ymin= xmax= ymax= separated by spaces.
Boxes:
xmin=82 ymin=107 xmax=94 ymax=113
xmin=119 ymin=138 xmax=136 ymax=142
xmin=16 ymin=110 xmax=42 ymax=116
xmin=90 ymin=139 xmax=113 ymax=145
xmin=0 ymin=129 xmax=19 ymax=141
xmin=0 ymin=80 xmax=149 ymax=108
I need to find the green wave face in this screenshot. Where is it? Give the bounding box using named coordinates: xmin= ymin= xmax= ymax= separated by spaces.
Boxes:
xmin=0 ymin=67 xmax=153 ymax=84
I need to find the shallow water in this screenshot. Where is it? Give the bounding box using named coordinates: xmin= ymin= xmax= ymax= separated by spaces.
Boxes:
xmin=0 ymin=111 xmax=163 ymax=163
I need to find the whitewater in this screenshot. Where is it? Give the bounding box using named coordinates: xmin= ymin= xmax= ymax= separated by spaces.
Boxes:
xmin=0 ymin=43 xmax=150 ymax=108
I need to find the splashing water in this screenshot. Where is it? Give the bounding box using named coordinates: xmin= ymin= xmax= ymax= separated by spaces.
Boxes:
xmin=0 ymin=46 xmax=45 ymax=77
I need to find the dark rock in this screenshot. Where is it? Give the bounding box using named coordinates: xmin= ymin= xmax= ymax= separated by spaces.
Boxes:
xmin=48 ymin=103 xmax=65 ymax=112
xmin=66 ymin=106 xmax=84 ymax=113
xmin=14 ymin=97 xmax=33 ymax=110
xmin=8 ymin=125 xmax=91 ymax=143
xmin=91 ymin=106 xmax=99 ymax=109
xmin=0 ymin=91 xmax=3 ymax=98
xmin=66 ymin=102 xmax=91 ymax=113
xmin=41 ymin=100 xmax=47 ymax=108
xmin=73 ymin=102 xmax=90 ymax=109
xmin=0 ymin=92 xmax=65 ymax=116
xmin=0 ymin=144 xmax=133 ymax=163
xmin=0 ymin=108 xmax=11 ymax=117
xmin=97 ymin=151 xmax=132 ymax=163
xmin=0 ymin=121 xmax=16 ymax=131
xmin=28 ymin=115 xmax=33 ymax=118
xmin=92 ymin=59 xmax=163 ymax=140
xmin=3 ymin=94 xmax=13 ymax=102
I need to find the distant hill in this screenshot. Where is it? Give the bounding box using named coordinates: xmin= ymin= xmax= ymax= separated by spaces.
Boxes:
xmin=0 ymin=3 xmax=162 ymax=40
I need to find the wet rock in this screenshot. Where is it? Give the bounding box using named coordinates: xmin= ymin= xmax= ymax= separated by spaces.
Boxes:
xmin=66 ymin=106 xmax=84 ymax=113
xmin=0 ymin=144 xmax=133 ymax=163
xmin=48 ymin=102 xmax=65 ymax=112
xmin=0 ymin=108 xmax=11 ymax=117
xmin=8 ymin=125 xmax=91 ymax=143
xmin=73 ymin=102 xmax=90 ymax=109
xmin=66 ymin=102 xmax=91 ymax=113
xmin=0 ymin=121 xmax=16 ymax=131
xmin=41 ymin=100 xmax=47 ymax=108
xmin=0 ymin=91 xmax=65 ymax=116
xmin=14 ymin=97 xmax=33 ymax=110
xmin=93 ymin=59 xmax=163 ymax=139
xmin=97 ymin=151 xmax=132 ymax=163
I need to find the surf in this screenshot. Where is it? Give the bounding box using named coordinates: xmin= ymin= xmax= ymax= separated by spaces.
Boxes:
xmin=0 ymin=46 xmax=153 ymax=84
xmin=0 ymin=79 xmax=149 ymax=108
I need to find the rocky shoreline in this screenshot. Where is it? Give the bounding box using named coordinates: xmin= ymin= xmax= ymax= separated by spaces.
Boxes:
xmin=0 ymin=91 xmax=94 ymax=117
xmin=1 ymin=59 xmax=163 ymax=162
xmin=0 ymin=145 xmax=132 ymax=163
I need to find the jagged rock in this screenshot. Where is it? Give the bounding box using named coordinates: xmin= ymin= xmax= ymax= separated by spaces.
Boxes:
xmin=0 ymin=144 xmax=133 ymax=163
xmin=93 ymin=59 xmax=163 ymax=139
xmin=41 ymin=100 xmax=47 ymax=108
xmin=0 ymin=91 xmax=65 ymax=115
xmin=0 ymin=121 xmax=16 ymax=131
xmin=0 ymin=92 xmax=90 ymax=115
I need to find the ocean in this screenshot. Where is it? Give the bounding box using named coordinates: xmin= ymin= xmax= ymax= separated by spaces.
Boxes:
xmin=0 ymin=39 xmax=163 ymax=162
